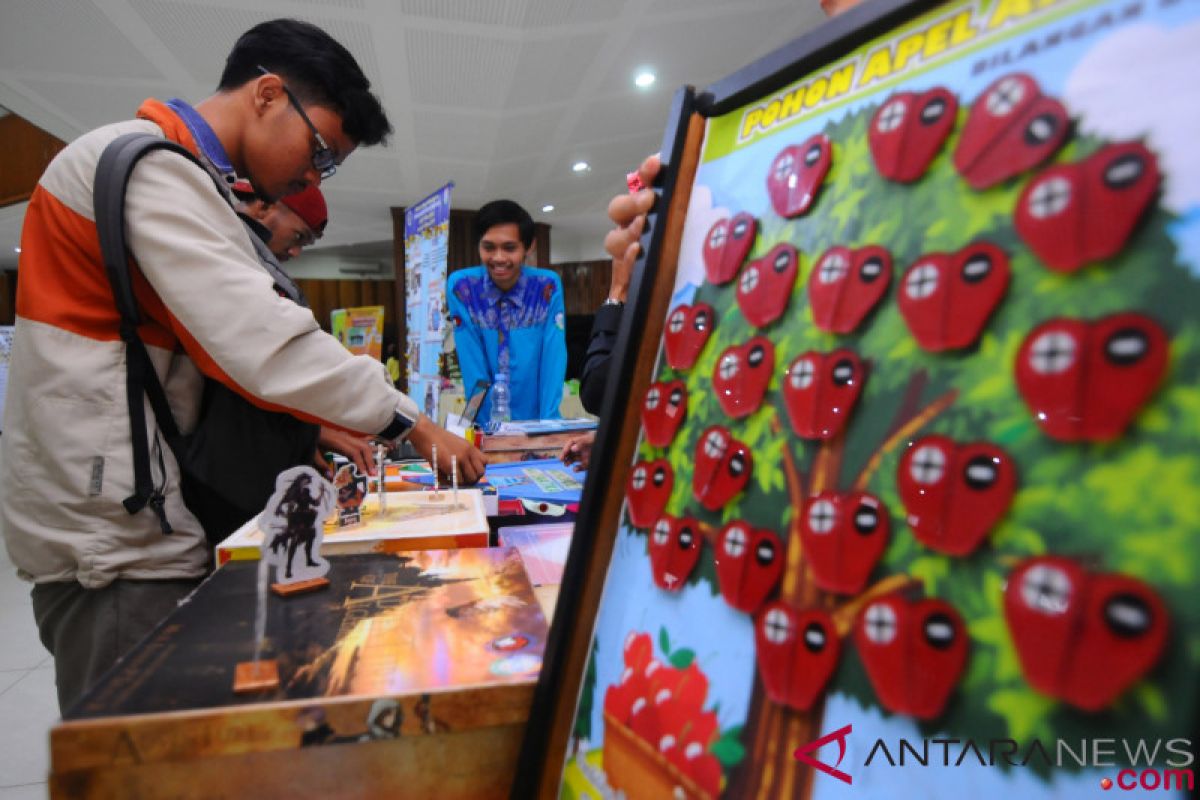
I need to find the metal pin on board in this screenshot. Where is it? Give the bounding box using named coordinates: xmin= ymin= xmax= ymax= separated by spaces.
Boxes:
xmin=376 ymin=444 xmax=387 ymax=514
xmin=452 ymin=455 xmax=458 ymax=506
xmin=432 ymin=444 xmax=439 ymax=499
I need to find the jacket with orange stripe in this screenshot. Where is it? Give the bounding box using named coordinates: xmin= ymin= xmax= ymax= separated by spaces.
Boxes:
xmin=0 ymin=99 xmax=418 ymax=588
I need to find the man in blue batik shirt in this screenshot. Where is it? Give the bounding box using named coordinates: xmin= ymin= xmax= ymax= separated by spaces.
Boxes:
xmin=448 ymin=200 xmax=567 ymax=424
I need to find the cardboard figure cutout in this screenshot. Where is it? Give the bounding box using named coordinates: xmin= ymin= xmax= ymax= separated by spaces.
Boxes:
xmin=259 ymin=466 xmax=335 ymax=584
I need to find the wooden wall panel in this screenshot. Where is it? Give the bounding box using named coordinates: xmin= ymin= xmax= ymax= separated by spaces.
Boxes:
xmin=295 ymin=279 xmax=396 ymax=336
xmin=0 ymin=115 xmax=66 ymax=208
xmin=556 ymin=260 xmax=611 ymax=315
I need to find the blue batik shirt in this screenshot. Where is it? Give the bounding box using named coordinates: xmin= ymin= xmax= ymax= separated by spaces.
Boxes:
xmin=448 ymin=266 xmax=567 ymax=424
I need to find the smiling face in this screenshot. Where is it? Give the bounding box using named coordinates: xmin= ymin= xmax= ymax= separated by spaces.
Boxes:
xmin=478 ymin=222 xmax=528 ymax=292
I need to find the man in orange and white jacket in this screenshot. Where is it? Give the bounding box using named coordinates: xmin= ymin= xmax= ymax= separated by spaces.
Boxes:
xmin=0 ymin=18 xmax=485 ymax=711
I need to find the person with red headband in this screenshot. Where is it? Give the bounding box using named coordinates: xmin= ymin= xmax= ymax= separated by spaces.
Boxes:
xmin=233 ymin=180 xmax=327 ymax=262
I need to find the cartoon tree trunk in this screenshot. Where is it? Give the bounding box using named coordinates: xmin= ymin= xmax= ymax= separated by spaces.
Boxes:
xmin=728 ymin=371 xmax=955 ymax=799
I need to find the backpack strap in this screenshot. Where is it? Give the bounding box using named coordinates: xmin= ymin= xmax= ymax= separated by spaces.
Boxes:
xmin=93 ymin=132 xmax=214 ymax=535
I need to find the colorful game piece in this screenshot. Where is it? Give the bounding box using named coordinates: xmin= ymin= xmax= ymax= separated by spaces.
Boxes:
xmin=807 ymin=245 xmax=893 ymax=334
xmin=1004 ymin=556 xmax=1169 ymax=711
xmin=333 ymin=462 xmax=368 ymax=527
xmin=713 ymin=522 xmax=785 ymax=614
xmin=782 ymin=349 xmax=865 ymax=440
xmin=735 ymin=242 xmax=799 ymax=329
xmin=702 ymin=213 xmax=757 ymax=286
xmin=663 ymin=302 xmax=715 ymax=370
xmin=897 ymin=435 xmax=1016 ymax=556
xmin=233 ymin=659 xmax=280 ymax=694
xmin=800 ymin=491 xmax=890 ymax=595
xmin=1015 ymin=312 xmax=1168 ymax=441
xmin=647 ymin=514 xmax=703 ymax=592
xmin=897 ymin=241 xmax=1010 ymax=351
xmin=1015 ymin=141 xmax=1161 ymax=272
xmin=712 ymin=336 xmax=774 ymax=418
xmin=766 ymin=134 xmax=832 ymax=217
xmin=641 ymin=379 xmax=688 ymax=447
xmin=869 ymin=87 xmax=958 ymax=182
xmin=755 ymin=603 xmax=840 ymax=711
xmin=854 ymin=593 xmax=968 ymax=719
xmin=625 ymin=459 xmax=673 ymax=530
xmin=953 ymin=72 xmax=1069 ymax=190
xmin=691 ymin=426 xmax=752 ymax=511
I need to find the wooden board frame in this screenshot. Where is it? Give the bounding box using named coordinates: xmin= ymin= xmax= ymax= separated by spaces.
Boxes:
xmin=515 ymin=0 xmax=1200 ymax=796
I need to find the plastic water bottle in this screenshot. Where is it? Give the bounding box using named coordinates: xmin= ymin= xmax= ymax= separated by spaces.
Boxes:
xmin=491 ymin=373 xmax=511 ymax=423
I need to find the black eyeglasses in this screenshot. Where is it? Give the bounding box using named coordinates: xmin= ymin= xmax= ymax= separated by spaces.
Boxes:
xmin=257 ymin=66 xmax=337 ymax=179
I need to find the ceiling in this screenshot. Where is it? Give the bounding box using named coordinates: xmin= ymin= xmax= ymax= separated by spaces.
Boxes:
xmin=0 ymin=0 xmax=828 ymax=269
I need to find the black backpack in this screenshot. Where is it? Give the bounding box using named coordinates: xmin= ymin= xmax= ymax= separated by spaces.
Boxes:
xmin=94 ymin=132 xmax=319 ymax=545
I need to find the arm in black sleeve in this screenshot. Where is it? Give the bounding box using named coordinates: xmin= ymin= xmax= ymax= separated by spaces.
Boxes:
xmin=579 ymin=303 xmax=624 ymax=416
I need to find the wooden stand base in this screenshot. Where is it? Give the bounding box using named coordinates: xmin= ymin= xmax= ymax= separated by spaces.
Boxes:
xmin=270 ymin=576 xmax=330 ymax=597
xmin=233 ymin=660 xmax=280 ymax=694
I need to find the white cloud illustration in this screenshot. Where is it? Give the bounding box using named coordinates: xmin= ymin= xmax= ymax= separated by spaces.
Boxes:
xmin=1064 ymin=21 xmax=1200 ymax=213
xmin=673 ymin=183 xmax=729 ymax=297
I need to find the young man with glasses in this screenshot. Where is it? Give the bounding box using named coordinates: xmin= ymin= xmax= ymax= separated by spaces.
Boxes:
xmin=2 ymin=18 xmax=485 ymax=712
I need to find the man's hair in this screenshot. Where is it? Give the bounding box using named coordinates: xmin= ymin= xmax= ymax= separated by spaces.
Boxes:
xmin=473 ymin=200 xmax=536 ymax=249
xmin=219 ymin=18 xmax=392 ymax=147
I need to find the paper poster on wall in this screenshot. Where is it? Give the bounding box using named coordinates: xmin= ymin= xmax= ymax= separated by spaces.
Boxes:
xmin=0 ymin=325 xmax=14 ymax=431
xmin=331 ymin=306 xmax=384 ymax=359
xmin=405 ymin=183 xmax=453 ymax=419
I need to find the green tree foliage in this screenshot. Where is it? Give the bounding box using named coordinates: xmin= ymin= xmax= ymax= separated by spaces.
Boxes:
xmin=633 ymin=99 xmax=1200 ymax=770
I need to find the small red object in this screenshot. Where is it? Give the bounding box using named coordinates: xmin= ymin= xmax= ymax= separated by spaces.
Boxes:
xmin=1015 ymin=312 xmax=1168 ymax=442
xmin=663 ymin=302 xmax=715 ymax=370
xmin=692 ymin=425 xmax=752 ymax=511
xmin=800 ymin=491 xmax=890 ymax=595
xmin=767 ymin=134 xmax=832 ymax=218
xmin=641 ymin=380 xmax=687 ymax=447
xmin=714 ymin=522 xmax=785 ymax=614
xmin=953 ymin=72 xmax=1069 ymax=190
xmin=736 ymin=242 xmax=799 ymax=328
xmin=782 ymin=349 xmax=865 ymax=440
xmin=647 ymin=514 xmax=703 ymax=592
xmin=626 ymin=170 xmax=646 ymax=194
xmin=625 ymin=459 xmax=673 ymax=529
xmin=869 ymin=87 xmax=958 ymax=182
xmin=855 ymin=594 xmax=968 ymax=719
xmin=1004 ymin=556 xmax=1169 ymax=711
xmin=897 ymin=241 xmax=1010 ymax=352
xmin=1015 ymin=141 xmax=1160 ymax=272
xmin=702 ymin=212 xmax=757 ymax=286
xmin=808 ymin=245 xmax=893 ymax=334
xmin=897 ymin=435 xmax=1016 ymax=556
xmin=712 ymin=336 xmax=774 ymax=418
xmin=755 ymin=603 xmax=840 ymax=711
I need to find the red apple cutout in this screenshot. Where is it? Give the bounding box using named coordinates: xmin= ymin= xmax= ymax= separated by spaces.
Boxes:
xmin=703 ymin=213 xmax=757 ymax=285
xmin=714 ymin=522 xmax=785 ymax=613
xmin=782 ymin=349 xmax=865 ymax=440
xmin=898 ymin=241 xmax=1010 ymax=352
xmin=1004 ymin=556 xmax=1169 ymax=711
xmin=869 ymin=87 xmax=958 ymax=182
xmin=642 ymin=380 xmax=687 ymax=447
xmin=1015 ymin=312 xmax=1168 ymax=442
xmin=897 ymin=435 xmax=1016 ymax=556
xmin=647 ymin=514 xmax=703 ymax=592
xmin=855 ymin=594 xmax=968 ymax=719
xmin=664 ymin=303 xmax=715 ymax=371
xmin=736 ymin=243 xmax=799 ymax=328
xmin=713 ymin=337 xmax=775 ymax=418
xmin=953 ymin=73 xmax=1069 ymax=189
xmin=800 ymin=491 xmax=890 ymax=595
xmin=808 ymin=245 xmax=893 ymax=334
xmin=755 ymin=603 xmax=840 ymax=711
xmin=767 ymin=135 xmax=832 ymax=218
xmin=626 ymin=459 xmax=673 ymax=529
xmin=1015 ymin=141 xmax=1161 ymax=272
xmin=692 ymin=426 xmax=753 ymax=511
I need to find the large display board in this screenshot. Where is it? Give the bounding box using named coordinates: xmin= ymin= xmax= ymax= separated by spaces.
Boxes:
xmin=517 ymin=0 xmax=1200 ymax=797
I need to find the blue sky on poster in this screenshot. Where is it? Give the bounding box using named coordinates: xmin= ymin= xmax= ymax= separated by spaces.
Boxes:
xmin=673 ymin=0 xmax=1200 ymax=298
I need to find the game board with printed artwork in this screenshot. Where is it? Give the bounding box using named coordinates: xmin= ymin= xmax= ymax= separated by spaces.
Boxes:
xmin=51 ymin=548 xmax=548 ymax=798
xmin=516 ymin=0 xmax=1200 ymax=797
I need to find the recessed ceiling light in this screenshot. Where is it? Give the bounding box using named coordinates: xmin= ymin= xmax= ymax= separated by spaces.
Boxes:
xmin=634 ymin=69 xmax=656 ymax=89
xmin=542 ymin=204 xmax=555 ymax=213
xmin=572 ymin=161 xmax=590 ymax=173
xmin=13 ymin=247 xmax=20 ymax=253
